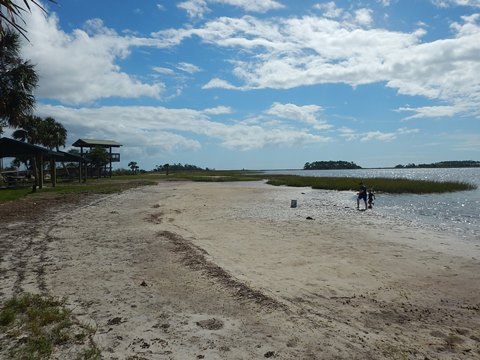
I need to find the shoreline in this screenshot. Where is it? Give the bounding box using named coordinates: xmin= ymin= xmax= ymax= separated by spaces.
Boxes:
xmin=1 ymin=181 xmax=479 ymax=359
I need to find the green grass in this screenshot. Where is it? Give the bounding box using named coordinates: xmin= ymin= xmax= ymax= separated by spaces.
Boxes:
xmin=0 ymin=177 xmax=157 ymax=203
xmin=0 ymin=294 xmax=99 ymax=360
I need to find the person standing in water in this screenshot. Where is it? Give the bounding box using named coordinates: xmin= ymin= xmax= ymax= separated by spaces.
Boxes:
xmin=368 ymin=190 xmax=375 ymax=209
xmin=357 ymin=182 xmax=367 ymax=210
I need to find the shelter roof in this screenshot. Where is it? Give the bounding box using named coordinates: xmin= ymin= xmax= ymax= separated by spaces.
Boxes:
xmin=72 ymin=139 xmax=122 ymax=148
xmin=0 ymin=137 xmax=59 ymax=158
xmin=52 ymin=151 xmax=87 ymax=163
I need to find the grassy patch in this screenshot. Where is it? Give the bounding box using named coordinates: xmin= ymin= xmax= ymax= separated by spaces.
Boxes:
xmin=263 ymin=175 xmax=476 ymax=194
xmin=0 ymin=178 xmax=157 ymax=203
xmin=0 ymin=294 xmax=99 ymax=360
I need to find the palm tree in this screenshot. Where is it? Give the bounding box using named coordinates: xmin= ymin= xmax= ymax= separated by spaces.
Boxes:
xmin=0 ymin=0 xmax=56 ymax=40
xmin=12 ymin=115 xmax=42 ymax=144
xmin=39 ymin=117 xmax=67 ymax=150
xmin=37 ymin=117 xmax=67 ymax=185
xmin=128 ymin=161 xmax=138 ymax=175
xmin=0 ymin=30 xmax=38 ymax=129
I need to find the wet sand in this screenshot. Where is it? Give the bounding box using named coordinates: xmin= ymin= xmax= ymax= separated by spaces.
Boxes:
xmin=1 ymin=181 xmax=479 ymax=359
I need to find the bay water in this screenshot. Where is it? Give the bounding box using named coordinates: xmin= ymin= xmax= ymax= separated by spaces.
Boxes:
xmin=262 ymin=168 xmax=480 ymax=243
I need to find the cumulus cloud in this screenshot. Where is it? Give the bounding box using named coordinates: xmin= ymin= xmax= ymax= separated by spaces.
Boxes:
xmin=265 ymin=102 xmax=332 ymax=130
xmin=202 ymin=78 xmax=244 ymax=89
xmin=178 ymin=0 xmax=209 ymax=18
xmin=35 ymin=103 xmax=330 ymax=154
xmin=20 ymin=7 xmax=164 ymax=104
xmin=154 ymin=10 xmax=480 ymax=119
xmin=313 ymin=2 xmax=344 ymax=18
xmin=354 ymin=8 xmax=374 ymax=27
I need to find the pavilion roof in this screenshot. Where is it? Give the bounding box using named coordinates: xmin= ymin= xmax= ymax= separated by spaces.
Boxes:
xmin=0 ymin=137 xmax=60 ymax=158
xmin=72 ymin=139 xmax=122 ymax=148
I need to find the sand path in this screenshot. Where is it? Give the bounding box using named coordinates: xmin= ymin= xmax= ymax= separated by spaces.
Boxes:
xmin=1 ymin=181 xmax=479 ymax=359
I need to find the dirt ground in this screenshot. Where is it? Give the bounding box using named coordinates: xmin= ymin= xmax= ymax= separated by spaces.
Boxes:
xmin=1 ymin=181 xmax=479 ymax=359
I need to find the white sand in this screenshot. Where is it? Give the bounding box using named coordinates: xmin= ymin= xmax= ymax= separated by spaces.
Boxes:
xmin=2 ymin=180 xmax=480 ymax=359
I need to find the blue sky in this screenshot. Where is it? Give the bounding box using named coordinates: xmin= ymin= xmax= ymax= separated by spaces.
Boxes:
xmin=12 ymin=0 xmax=480 ymax=169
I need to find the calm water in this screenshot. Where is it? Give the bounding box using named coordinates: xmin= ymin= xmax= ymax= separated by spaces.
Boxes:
xmin=262 ymin=168 xmax=480 ymax=242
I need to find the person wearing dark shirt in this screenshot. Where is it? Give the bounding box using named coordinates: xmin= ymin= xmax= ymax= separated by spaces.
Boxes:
xmin=357 ymin=182 xmax=367 ymax=210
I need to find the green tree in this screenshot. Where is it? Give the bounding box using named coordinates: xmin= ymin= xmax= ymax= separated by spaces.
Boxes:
xmin=0 ymin=30 xmax=38 ymax=131
xmin=39 ymin=117 xmax=67 ymax=151
xmin=38 ymin=116 xmax=67 ymax=183
xmin=128 ymin=161 xmax=139 ymax=175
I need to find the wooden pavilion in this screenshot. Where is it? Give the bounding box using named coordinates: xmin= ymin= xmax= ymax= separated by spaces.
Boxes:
xmin=72 ymin=139 xmax=122 ymax=179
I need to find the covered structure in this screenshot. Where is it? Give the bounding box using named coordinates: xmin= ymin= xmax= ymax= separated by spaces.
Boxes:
xmin=72 ymin=139 xmax=122 ymax=179
xmin=0 ymin=137 xmax=88 ymax=187
xmin=0 ymin=137 xmax=62 ymax=188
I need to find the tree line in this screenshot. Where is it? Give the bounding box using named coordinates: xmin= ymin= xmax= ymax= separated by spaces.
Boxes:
xmin=304 ymin=161 xmax=362 ymax=170
xmin=154 ymin=163 xmax=206 ymax=173
xmin=395 ymin=161 xmax=480 ymax=169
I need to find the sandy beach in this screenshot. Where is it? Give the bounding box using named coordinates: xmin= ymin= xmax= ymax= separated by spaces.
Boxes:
xmin=1 ymin=180 xmax=479 ymax=359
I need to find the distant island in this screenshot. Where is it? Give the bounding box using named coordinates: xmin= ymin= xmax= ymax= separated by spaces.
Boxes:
xmin=304 ymin=161 xmax=362 ymax=170
xmin=394 ymin=160 xmax=480 ymax=169
xmin=302 ymin=160 xmax=480 ymax=170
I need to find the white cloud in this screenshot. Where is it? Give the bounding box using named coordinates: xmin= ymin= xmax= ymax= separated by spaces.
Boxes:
xmin=177 ymin=62 xmax=201 ymax=73
xmin=21 ymin=7 xmax=164 ymax=104
xmin=432 ymin=0 xmax=480 ymax=8
xmin=313 ymin=2 xmax=343 ymax=18
xmin=203 ymin=106 xmax=233 ymax=115
xmin=178 ymin=0 xmax=284 ymax=18
xmin=338 ymin=127 xmax=417 ymax=142
xmin=155 ymin=12 xmax=480 ymax=119
xmin=354 ymin=8 xmax=374 ymax=27
xmin=397 ymin=127 xmax=420 ymax=135
xmin=397 ymin=105 xmax=463 ymax=120
xmin=36 ymin=103 xmax=329 ymax=153
xmin=211 ymin=0 xmax=285 ymax=12
xmin=152 ymin=66 xmax=175 ymax=75
xmin=265 ymin=102 xmax=332 ymax=130
xmin=178 ymin=0 xmax=209 ymax=19
xmin=202 ymin=78 xmax=244 ymax=89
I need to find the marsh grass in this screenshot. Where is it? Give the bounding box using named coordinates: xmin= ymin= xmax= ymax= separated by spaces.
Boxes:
xmin=263 ymin=175 xmax=476 ymax=194
xmin=165 ymin=172 xmax=476 ymax=194
xmin=0 ymin=294 xmax=99 ymax=360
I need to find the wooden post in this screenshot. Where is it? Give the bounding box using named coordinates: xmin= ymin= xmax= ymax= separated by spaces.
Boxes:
xmin=79 ymin=147 xmax=83 ymax=182
xmin=51 ymin=157 xmax=57 ymax=187
xmin=39 ymin=155 xmax=44 ymax=189
xmin=109 ymin=147 xmax=113 ymax=177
